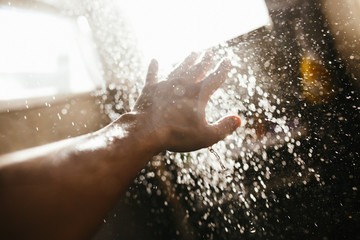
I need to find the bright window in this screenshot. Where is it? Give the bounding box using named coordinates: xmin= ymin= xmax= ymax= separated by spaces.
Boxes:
xmin=0 ymin=7 xmax=103 ymax=101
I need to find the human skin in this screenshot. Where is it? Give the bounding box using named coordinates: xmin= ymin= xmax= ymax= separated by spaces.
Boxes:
xmin=0 ymin=52 xmax=241 ymax=240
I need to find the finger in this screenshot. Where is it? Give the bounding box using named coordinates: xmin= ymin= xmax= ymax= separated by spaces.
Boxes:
xmin=206 ymin=116 xmax=241 ymax=145
xmin=146 ymin=59 xmax=159 ymax=85
xmin=168 ymin=52 xmax=198 ymax=79
xmin=198 ymin=59 xmax=231 ymax=99
xmin=186 ymin=51 xmax=213 ymax=83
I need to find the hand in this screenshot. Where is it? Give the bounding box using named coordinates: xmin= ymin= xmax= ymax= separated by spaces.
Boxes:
xmin=131 ymin=52 xmax=241 ymax=152
xmin=0 ymin=53 xmax=242 ymax=239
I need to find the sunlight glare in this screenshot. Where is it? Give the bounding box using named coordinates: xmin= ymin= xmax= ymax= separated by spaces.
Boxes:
xmin=117 ymin=0 xmax=270 ymax=71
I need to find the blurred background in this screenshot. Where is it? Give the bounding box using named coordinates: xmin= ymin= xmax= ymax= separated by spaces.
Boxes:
xmin=0 ymin=0 xmax=359 ymax=239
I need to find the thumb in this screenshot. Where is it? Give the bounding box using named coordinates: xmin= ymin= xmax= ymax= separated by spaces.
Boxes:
xmin=208 ymin=116 xmax=241 ymax=144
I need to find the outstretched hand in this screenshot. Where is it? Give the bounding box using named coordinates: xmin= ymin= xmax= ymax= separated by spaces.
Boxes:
xmin=0 ymin=51 xmax=241 ymax=240
xmin=0 ymin=50 xmax=240 ymax=240
xmin=132 ymin=52 xmax=241 ymax=152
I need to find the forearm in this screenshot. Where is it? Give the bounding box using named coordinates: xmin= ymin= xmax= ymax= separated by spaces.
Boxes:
xmin=0 ymin=52 xmax=240 ymax=240
xmin=0 ymin=112 xmax=160 ymax=240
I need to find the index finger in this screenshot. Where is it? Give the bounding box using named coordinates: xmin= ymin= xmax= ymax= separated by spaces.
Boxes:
xmin=198 ymin=59 xmax=231 ymax=100
xmin=168 ymin=52 xmax=199 ymax=79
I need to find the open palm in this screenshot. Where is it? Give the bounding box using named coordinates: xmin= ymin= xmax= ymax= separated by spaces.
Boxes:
xmin=133 ymin=52 xmax=241 ymax=152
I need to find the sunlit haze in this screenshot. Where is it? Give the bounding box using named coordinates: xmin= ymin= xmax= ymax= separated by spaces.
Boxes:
xmin=117 ymin=0 xmax=270 ymax=71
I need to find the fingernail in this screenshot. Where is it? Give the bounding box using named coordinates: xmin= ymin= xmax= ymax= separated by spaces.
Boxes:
xmin=222 ymin=58 xmax=232 ymax=69
xmin=189 ymin=51 xmax=199 ymax=60
xmin=201 ymin=51 xmax=213 ymax=65
xmin=204 ymin=50 xmax=213 ymax=59
xmin=150 ymin=59 xmax=158 ymax=67
xmin=233 ymin=116 xmax=241 ymax=128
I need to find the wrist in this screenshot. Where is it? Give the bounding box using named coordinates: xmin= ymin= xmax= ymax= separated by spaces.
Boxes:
xmin=109 ymin=112 xmax=166 ymax=156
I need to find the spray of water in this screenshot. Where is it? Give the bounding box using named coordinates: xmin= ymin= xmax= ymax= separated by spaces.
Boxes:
xmin=77 ymin=1 xmax=324 ymax=238
xmin=98 ymin=34 xmax=321 ymax=238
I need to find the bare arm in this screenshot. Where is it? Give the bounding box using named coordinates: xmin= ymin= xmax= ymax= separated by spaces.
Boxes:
xmin=0 ymin=52 xmax=241 ymax=240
